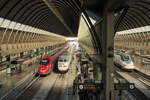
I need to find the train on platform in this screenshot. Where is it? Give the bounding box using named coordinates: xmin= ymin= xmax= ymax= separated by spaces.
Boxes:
xmin=38 ymin=47 xmax=68 ymax=75
xmin=114 ymin=53 xmax=135 ymax=70
xmin=57 ymin=46 xmax=74 ymax=73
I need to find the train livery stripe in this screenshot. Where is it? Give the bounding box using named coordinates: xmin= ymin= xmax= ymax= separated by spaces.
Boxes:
xmin=51 ymin=46 xmax=68 ymax=59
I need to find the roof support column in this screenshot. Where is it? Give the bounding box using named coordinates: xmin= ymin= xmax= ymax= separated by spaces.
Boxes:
xmin=101 ymin=10 xmax=114 ymax=100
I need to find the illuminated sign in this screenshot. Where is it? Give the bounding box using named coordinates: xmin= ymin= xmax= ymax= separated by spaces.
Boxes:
xmin=78 ymin=83 xmax=101 ymax=90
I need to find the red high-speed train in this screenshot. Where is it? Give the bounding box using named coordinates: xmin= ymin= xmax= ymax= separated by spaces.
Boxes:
xmin=38 ymin=47 xmax=68 ymax=75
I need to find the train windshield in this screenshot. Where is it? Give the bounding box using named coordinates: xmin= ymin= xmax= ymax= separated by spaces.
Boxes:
xmin=40 ymin=59 xmax=50 ymax=66
xmin=64 ymin=58 xmax=68 ymax=62
xmin=59 ymin=56 xmax=68 ymax=62
xmin=121 ymin=54 xmax=131 ymax=61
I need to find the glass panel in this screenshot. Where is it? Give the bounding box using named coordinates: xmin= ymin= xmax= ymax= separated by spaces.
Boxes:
xmin=9 ymin=21 xmax=16 ymax=29
xmin=121 ymin=54 xmax=131 ymax=61
xmin=0 ymin=17 xmax=4 ymax=25
xmin=40 ymin=58 xmax=50 ymax=66
xmin=24 ymin=26 xmax=29 ymax=31
xmin=20 ymin=24 xmax=25 ymax=31
xmin=14 ymin=23 xmax=21 ymax=30
xmin=1 ymin=19 xmax=10 ymax=28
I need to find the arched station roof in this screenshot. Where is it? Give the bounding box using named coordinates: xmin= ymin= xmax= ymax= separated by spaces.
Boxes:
xmin=0 ymin=0 xmax=150 ymax=36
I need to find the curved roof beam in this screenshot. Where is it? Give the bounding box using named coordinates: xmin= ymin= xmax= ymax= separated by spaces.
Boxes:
xmin=129 ymin=7 xmax=148 ymax=25
xmin=0 ymin=0 xmax=23 ymax=18
xmin=25 ymin=8 xmax=49 ymax=26
xmin=13 ymin=1 xmax=44 ymax=22
xmin=0 ymin=0 xmax=10 ymax=11
xmin=120 ymin=14 xmax=138 ymax=31
xmin=133 ymin=4 xmax=150 ymax=23
xmin=21 ymin=4 xmax=48 ymax=25
xmin=6 ymin=0 xmax=35 ymax=20
xmin=51 ymin=0 xmax=80 ymax=15
xmin=118 ymin=19 xmax=130 ymax=31
xmin=34 ymin=14 xmax=50 ymax=28
xmin=44 ymin=0 xmax=74 ymax=34
xmin=126 ymin=11 xmax=143 ymax=27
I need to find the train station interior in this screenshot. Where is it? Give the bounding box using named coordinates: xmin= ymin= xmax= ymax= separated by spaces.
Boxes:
xmin=0 ymin=0 xmax=150 ymax=100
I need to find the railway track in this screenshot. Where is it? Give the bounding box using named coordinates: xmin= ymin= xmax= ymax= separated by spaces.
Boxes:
xmin=15 ymin=75 xmax=40 ymax=100
xmin=129 ymin=71 xmax=150 ymax=89
xmin=0 ymin=73 xmax=39 ymax=100
xmin=115 ymin=67 xmax=150 ymax=100
xmin=15 ymin=72 xmax=68 ymax=100
xmin=115 ymin=66 xmax=150 ymax=88
xmin=46 ymin=74 xmax=67 ymax=100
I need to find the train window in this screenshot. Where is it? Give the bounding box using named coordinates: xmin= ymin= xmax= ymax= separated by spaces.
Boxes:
xmin=121 ymin=54 xmax=131 ymax=61
xmin=89 ymin=69 xmax=93 ymax=72
xmin=64 ymin=59 xmax=68 ymax=62
xmin=59 ymin=57 xmax=68 ymax=62
xmin=40 ymin=59 xmax=49 ymax=66
xmin=59 ymin=59 xmax=64 ymax=62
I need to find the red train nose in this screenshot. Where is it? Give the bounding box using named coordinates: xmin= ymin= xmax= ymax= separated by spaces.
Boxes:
xmin=40 ymin=66 xmax=47 ymax=71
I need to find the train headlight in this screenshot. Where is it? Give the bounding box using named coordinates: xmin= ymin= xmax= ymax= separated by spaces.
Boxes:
xmin=130 ymin=62 xmax=134 ymax=66
xmin=121 ymin=61 xmax=126 ymax=66
xmin=79 ymin=85 xmax=84 ymax=90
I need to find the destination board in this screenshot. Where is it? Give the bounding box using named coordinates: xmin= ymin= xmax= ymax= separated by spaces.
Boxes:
xmin=78 ymin=83 xmax=101 ymax=90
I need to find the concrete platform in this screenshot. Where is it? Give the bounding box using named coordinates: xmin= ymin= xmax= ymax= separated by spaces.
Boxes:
xmin=65 ymin=51 xmax=79 ymax=100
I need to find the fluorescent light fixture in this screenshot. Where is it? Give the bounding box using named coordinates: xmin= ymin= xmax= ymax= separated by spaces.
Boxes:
xmin=66 ymin=37 xmax=78 ymax=40
xmin=117 ymin=25 xmax=150 ymax=35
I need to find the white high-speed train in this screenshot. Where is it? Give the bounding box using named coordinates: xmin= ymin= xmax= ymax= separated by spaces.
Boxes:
xmin=57 ymin=46 xmax=74 ymax=73
xmin=114 ymin=53 xmax=135 ymax=70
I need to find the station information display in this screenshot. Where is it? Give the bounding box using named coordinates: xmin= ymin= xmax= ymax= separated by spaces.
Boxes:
xmin=78 ymin=83 xmax=101 ymax=90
